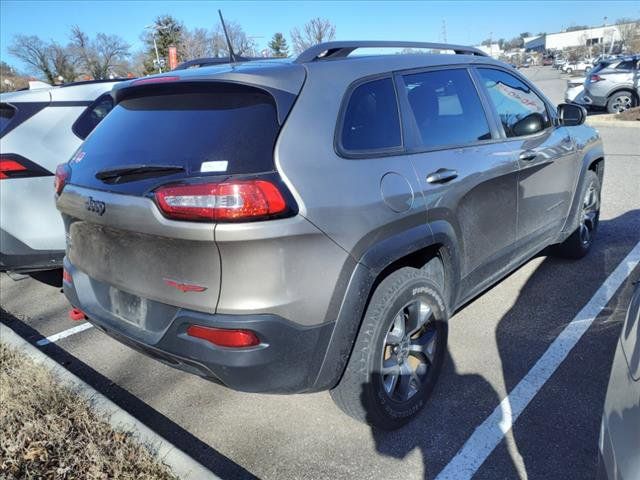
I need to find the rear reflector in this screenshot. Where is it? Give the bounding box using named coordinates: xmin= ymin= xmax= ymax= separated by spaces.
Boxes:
xmin=54 ymin=163 xmax=71 ymax=194
xmin=62 ymin=268 xmax=72 ymax=284
xmin=154 ymin=179 xmax=287 ymax=222
xmin=186 ymin=325 xmax=260 ymax=348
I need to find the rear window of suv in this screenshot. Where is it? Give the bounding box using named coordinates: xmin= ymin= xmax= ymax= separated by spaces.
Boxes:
xmin=69 ymin=83 xmax=280 ymax=191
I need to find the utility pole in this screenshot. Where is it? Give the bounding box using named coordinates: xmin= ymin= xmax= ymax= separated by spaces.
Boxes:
xmin=442 ymin=19 xmax=447 ymax=44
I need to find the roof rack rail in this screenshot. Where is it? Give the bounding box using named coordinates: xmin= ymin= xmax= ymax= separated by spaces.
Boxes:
xmin=295 ymin=41 xmax=488 ymax=63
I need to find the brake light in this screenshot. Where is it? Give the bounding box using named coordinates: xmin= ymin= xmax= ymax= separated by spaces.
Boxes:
xmin=54 ymin=163 xmax=71 ymax=195
xmin=590 ymin=74 xmax=604 ymax=83
xmin=154 ymin=179 xmax=288 ymax=222
xmin=62 ymin=268 xmax=72 ymax=284
xmin=0 ymin=159 xmax=26 ymax=179
xmin=132 ymin=76 xmax=180 ymax=86
xmin=186 ymin=325 xmax=260 ymax=348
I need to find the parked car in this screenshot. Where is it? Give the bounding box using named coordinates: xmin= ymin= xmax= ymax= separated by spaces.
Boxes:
xmin=0 ymin=79 xmax=125 ymax=273
xmin=553 ymin=58 xmax=567 ymax=69
xmin=55 ymin=41 xmax=604 ymax=430
xmin=542 ymin=57 xmax=553 ymax=66
xmin=598 ymin=281 xmax=640 ymax=480
xmin=583 ymin=55 xmax=640 ymax=113
xmin=565 ymin=76 xmax=587 ymax=104
xmin=562 ymin=60 xmax=593 ymax=74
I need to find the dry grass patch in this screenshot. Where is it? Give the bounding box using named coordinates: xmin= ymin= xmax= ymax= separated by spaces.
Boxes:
xmin=0 ymin=343 xmax=177 ymax=479
xmin=616 ymin=106 xmax=640 ymax=121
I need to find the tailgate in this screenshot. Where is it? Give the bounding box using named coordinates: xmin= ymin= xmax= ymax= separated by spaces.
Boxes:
xmin=58 ymin=185 xmax=219 ymax=313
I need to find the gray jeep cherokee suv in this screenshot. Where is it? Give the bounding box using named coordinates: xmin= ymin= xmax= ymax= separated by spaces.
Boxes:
xmin=56 ymin=41 xmax=604 ymax=429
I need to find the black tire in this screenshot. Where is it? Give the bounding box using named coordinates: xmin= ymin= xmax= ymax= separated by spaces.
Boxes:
xmin=330 ymin=266 xmax=448 ymax=430
xmin=553 ymin=170 xmax=600 ymax=259
xmin=606 ymin=90 xmax=636 ymax=114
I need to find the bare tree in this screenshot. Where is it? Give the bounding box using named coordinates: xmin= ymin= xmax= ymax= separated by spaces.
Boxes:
xmin=616 ymin=18 xmax=640 ymax=49
xmin=7 ymin=35 xmax=57 ymax=83
xmin=212 ymin=21 xmax=257 ymax=57
xmin=70 ymin=26 xmax=130 ymax=79
xmin=49 ymin=41 xmax=77 ymax=82
xmin=290 ymin=18 xmax=336 ymax=54
xmin=180 ymin=28 xmax=212 ymax=61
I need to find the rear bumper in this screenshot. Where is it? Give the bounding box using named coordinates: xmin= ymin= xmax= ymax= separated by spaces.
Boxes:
xmin=63 ymin=260 xmax=335 ymax=393
xmin=0 ymin=229 xmax=64 ymax=272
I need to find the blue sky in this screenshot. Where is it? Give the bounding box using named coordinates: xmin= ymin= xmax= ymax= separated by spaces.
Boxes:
xmin=2 ymin=0 xmax=639 ymax=71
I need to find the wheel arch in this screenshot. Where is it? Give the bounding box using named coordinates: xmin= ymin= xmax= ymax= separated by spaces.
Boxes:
xmin=607 ymin=87 xmax=639 ymax=104
xmin=311 ymin=221 xmax=460 ymax=391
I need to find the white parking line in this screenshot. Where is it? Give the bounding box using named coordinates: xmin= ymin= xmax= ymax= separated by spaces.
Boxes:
xmin=35 ymin=322 xmax=94 ymax=346
xmin=436 ymin=241 xmax=640 ymax=480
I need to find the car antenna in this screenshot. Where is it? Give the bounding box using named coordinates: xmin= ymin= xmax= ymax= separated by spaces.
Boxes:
xmin=218 ymin=9 xmax=237 ymax=63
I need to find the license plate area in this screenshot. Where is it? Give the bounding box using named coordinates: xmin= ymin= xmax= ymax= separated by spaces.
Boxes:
xmin=109 ymin=287 xmax=147 ymax=328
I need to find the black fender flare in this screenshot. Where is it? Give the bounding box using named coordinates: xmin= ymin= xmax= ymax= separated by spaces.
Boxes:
xmin=311 ymin=221 xmax=461 ymax=391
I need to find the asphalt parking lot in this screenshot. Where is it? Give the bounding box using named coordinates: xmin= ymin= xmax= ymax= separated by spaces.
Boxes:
xmin=1 ymin=66 xmax=639 ymax=480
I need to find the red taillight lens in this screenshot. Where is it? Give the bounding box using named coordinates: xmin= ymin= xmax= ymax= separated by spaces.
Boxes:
xmin=54 ymin=163 xmax=70 ymax=195
xmin=0 ymin=159 xmax=27 ymax=179
xmin=186 ymin=325 xmax=260 ymax=348
xmin=62 ymin=268 xmax=72 ymax=284
xmin=590 ymin=74 xmax=603 ymax=82
xmin=154 ymin=179 xmax=288 ymax=222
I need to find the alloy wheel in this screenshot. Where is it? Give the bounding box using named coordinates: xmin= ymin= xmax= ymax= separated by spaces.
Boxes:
xmin=380 ymin=300 xmax=438 ymax=402
xmin=610 ymin=94 xmax=633 ymax=113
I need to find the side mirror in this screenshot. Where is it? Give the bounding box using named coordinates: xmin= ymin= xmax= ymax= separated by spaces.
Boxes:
xmin=557 ymin=103 xmax=587 ymax=126
xmin=512 ymin=112 xmax=546 ymax=136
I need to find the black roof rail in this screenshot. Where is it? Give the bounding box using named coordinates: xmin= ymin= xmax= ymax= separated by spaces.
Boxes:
xmin=295 ymin=41 xmax=488 ymax=63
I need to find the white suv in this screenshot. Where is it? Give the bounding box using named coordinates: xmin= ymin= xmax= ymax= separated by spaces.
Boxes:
xmin=1 ymin=79 xmax=124 ymax=273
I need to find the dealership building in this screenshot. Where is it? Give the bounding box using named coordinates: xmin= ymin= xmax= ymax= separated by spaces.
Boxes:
xmin=524 ymin=22 xmax=634 ymax=51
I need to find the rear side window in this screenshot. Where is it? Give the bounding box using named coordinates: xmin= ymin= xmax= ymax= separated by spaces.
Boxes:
xmin=0 ymin=104 xmax=16 ymax=135
xmin=477 ymin=68 xmax=551 ymax=138
xmin=72 ymin=94 xmax=115 ymax=140
xmin=615 ymin=60 xmax=636 ymax=70
xmin=69 ymin=83 xmax=280 ymax=191
xmin=402 ymin=69 xmax=491 ymax=149
xmin=340 ymin=78 xmax=401 ymax=153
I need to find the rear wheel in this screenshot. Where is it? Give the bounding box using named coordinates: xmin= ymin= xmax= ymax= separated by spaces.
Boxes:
xmin=606 ymin=90 xmax=635 ymax=114
xmin=330 ymin=266 xmax=448 ymax=430
xmin=554 ymin=170 xmax=600 ymax=259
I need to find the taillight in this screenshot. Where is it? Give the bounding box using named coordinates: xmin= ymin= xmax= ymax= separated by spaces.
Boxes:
xmin=0 ymin=154 xmax=52 ymax=180
xmin=54 ymin=163 xmax=71 ymax=195
xmin=186 ymin=325 xmax=260 ymax=348
xmin=590 ymin=74 xmax=603 ymax=83
xmin=154 ymin=179 xmax=289 ymax=222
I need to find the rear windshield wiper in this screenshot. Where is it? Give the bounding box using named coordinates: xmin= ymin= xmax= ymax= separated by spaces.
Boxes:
xmin=95 ymin=164 xmax=185 ymax=184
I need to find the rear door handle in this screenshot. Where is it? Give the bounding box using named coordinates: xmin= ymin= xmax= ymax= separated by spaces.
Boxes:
xmin=426 ymin=168 xmax=458 ymax=184
xmin=519 ymin=150 xmax=538 ymax=162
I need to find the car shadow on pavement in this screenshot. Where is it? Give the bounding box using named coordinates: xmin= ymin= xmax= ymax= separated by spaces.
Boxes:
xmin=0 ymin=309 xmax=259 ymax=480
xmin=362 ymin=209 xmax=640 ymax=480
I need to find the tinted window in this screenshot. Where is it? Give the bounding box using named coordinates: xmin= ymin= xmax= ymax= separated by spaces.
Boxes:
xmin=69 ymin=83 xmax=280 ymax=194
xmin=477 ymin=68 xmax=551 ymax=138
xmin=615 ymin=60 xmax=636 ymax=70
xmin=402 ymin=69 xmax=491 ymax=149
xmin=341 ymin=78 xmax=401 ymax=152
xmin=0 ymin=103 xmax=16 ymax=135
xmin=72 ymin=94 xmax=114 ymax=139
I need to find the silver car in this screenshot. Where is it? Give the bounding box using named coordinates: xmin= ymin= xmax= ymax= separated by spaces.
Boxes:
xmin=0 ymin=79 xmax=123 ymax=273
xmin=583 ymin=55 xmax=639 ymax=113
xmin=56 ymin=41 xmax=604 ymax=429
xmin=598 ymin=281 xmax=640 ymax=480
